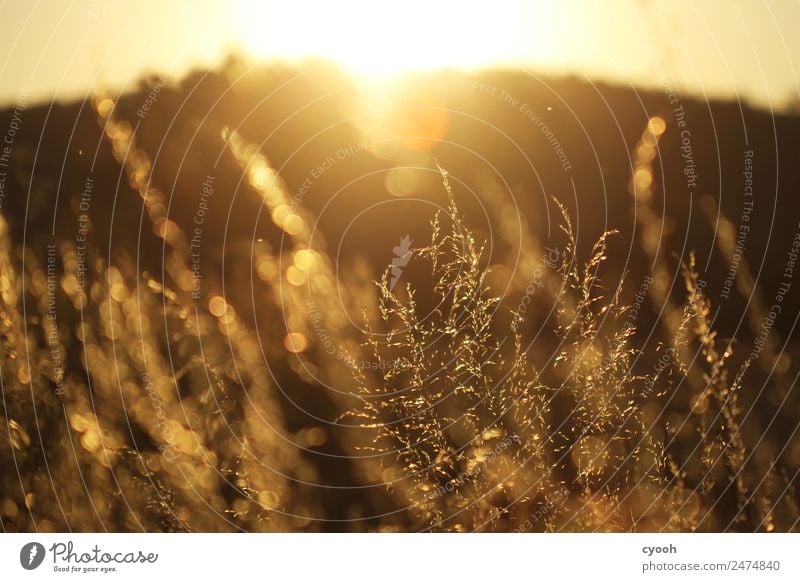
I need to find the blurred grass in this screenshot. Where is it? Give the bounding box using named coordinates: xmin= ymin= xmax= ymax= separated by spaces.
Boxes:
xmin=0 ymin=93 xmax=798 ymax=533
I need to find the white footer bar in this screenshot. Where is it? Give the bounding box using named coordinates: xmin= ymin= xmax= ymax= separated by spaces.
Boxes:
xmin=1 ymin=533 xmax=796 ymax=581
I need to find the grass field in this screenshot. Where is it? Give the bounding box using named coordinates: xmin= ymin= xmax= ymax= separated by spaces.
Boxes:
xmin=1 ymin=66 xmax=799 ymax=533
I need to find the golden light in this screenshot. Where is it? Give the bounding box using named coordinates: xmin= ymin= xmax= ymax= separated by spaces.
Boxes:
xmin=234 ymin=0 xmax=559 ymax=78
xmin=284 ymin=332 xmax=308 ymax=353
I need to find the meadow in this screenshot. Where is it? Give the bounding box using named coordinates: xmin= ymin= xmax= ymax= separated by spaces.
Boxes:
xmin=0 ymin=63 xmax=798 ymax=532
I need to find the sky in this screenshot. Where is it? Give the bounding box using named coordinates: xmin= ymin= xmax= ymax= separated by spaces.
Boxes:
xmin=0 ymin=0 xmax=798 ymax=109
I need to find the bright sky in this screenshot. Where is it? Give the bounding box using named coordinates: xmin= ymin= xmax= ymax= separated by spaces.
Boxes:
xmin=1 ymin=0 xmax=798 ymax=109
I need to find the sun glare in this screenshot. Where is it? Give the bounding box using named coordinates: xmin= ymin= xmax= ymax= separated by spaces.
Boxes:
xmin=235 ymin=0 xmax=556 ymax=78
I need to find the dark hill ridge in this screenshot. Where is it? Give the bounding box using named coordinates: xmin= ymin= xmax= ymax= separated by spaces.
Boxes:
xmin=1 ymin=62 xmax=799 ymax=338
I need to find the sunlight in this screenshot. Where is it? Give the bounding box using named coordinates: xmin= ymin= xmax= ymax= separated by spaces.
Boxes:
xmin=234 ymin=0 xmax=559 ymax=78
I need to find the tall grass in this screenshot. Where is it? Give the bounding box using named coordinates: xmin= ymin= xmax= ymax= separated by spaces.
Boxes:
xmin=0 ymin=100 xmax=796 ymax=532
